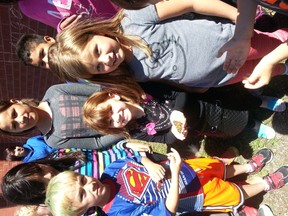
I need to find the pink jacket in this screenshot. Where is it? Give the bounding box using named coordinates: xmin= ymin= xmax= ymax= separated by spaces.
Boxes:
xmin=18 ymin=0 xmax=120 ymax=29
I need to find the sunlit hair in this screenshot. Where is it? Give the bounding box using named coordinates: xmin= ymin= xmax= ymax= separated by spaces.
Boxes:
xmin=46 ymin=171 xmax=85 ymax=216
xmin=16 ymin=34 xmax=46 ymax=66
xmin=48 ymin=10 xmax=150 ymax=83
xmin=15 ymin=205 xmax=39 ymax=216
xmin=1 ymin=151 xmax=85 ymax=205
xmin=83 ymin=88 xmax=143 ymax=137
xmin=111 ymin=0 xmax=151 ymax=9
xmin=4 ymin=146 xmax=23 ymax=161
xmin=0 ymin=99 xmax=40 ymax=136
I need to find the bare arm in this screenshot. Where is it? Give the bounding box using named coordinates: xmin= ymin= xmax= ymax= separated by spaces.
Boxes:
xmin=165 ymin=148 xmax=182 ymax=214
xmin=234 ymin=0 xmax=257 ymax=41
xmin=218 ymin=0 xmax=258 ymax=73
xmin=155 ymin=0 xmax=237 ymax=22
xmin=141 ymin=157 xmax=166 ymax=182
xmin=258 ymin=40 xmax=288 ymax=65
xmin=58 ymin=14 xmax=83 ymax=32
xmin=243 ymin=40 xmax=288 ymax=89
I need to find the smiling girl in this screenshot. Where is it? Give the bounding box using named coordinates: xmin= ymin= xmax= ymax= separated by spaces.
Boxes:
xmin=83 ymin=83 xmax=279 ymax=144
xmin=48 ymin=1 xmax=288 ymax=92
xmin=0 ymin=83 xmax=124 ymax=149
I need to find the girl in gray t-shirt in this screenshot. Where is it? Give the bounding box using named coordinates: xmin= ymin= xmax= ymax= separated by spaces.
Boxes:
xmin=48 ymin=2 xmax=288 ymax=91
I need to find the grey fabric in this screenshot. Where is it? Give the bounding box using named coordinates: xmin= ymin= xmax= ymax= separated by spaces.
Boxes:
xmin=42 ymin=83 xmax=123 ymax=149
xmin=122 ymin=5 xmax=236 ymax=88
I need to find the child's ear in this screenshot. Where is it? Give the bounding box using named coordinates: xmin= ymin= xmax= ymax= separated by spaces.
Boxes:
xmin=9 ymin=99 xmax=22 ymax=104
xmin=43 ymin=36 xmax=55 ymax=44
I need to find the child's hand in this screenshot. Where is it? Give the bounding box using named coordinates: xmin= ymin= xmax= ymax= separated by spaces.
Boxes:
xmin=242 ymin=60 xmax=273 ymax=89
xmin=217 ymin=37 xmax=251 ymax=74
xmin=126 ymin=142 xmax=152 ymax=153
xmin=170 ymin=110 xmax=187 ymax=140
xmin=60 ymin=14 xmax=83 ymax=30
xmin=142 ymin=157 xmax=166 ymax=182
xmin=167 ymin=148 xmax=182 ymax=176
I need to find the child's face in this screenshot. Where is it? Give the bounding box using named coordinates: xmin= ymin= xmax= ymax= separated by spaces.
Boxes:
xmin=66 ymin=173 xmax=108 ymax=213
xmin=80 ymin=35 xmax=125 ymax=75
xmin=0 ymin=101 xmax=39 ymax=133
xmin=14 ymin=146 xmax=27 ymax=157
xmin=30 ymin=36 xmax=55 ymax=69
xmin=97 ymin=96 xmax=133 ymax=128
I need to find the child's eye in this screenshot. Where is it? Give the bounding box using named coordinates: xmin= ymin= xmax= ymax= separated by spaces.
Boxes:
xmin=80 ymin=188 xmax=85 ymax=202
xmin=96 ymin=64 xmax=103 ymax=73
xmin=95 ymin=47 xmax=100 ymax=55
xmin=40 ymin=49 xmax=44 ymax=57
xmin=81 ymin=176 xmax=86 ymax=185
xmin=12 ymin=122 xmax=17 ymax=130
xmin=40 ymin=61 xmax=46 ymax=68
xmin=12 ymin=109 xmax=17 ymax=118
xmin=109 ymin=119 xmax=113 ymax=127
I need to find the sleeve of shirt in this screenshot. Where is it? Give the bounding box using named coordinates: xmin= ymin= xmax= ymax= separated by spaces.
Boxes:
xmin=45 ymin=134 xmax=124 ymax=150
xmin=43 ymin=83 xmax=102 ymax=101
xmin=173 ymin=92 xmax=188 ymax=112
xmin=123 ymin=5 xmax=159 ymax=25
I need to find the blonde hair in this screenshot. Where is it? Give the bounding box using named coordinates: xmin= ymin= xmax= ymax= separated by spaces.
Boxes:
xmin=45 ymin=171 xmax=84 ymax=216
xmin=15 ymin=205 xmax=38 ymax=216
xmin=83 ymin=88 xmax=143 ymax=137
xmin=48 ymin=10 xmax=150 ymax=83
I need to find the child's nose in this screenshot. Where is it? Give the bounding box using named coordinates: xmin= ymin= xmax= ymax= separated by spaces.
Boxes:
xmin=112 ymin=113 xmax=120 ymax=124
xmin=16 ymin=115 xmax=25 ymax=124
xmin=100 ymin=53 xmax=113 ymax=66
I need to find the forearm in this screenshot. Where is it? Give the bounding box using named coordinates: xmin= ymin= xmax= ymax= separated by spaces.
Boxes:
xmin=52 ymin=135 xmax=123 ymax=149
xmin=234 ymin=0 xmax=258 ymax=40
xmin=156 ymin=0 xmax=237 ymax=22
xmin=165 ymin=172 xmax=179 ymax=214
xmin=141 ymin=156 xmax=156 ymax=167
xmin=188 ymin=0 xmax=238 ymax=22
xmin=260 ymin=41 xmax=288 ymax=65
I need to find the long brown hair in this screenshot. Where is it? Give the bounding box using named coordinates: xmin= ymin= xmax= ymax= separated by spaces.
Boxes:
xmin=1 ymin=151 xmax=85 ymax=205
xmin=48 ymin=10 xmax=150 ymax=84
xmin=83 ymin=88 xmax=143 ymax=137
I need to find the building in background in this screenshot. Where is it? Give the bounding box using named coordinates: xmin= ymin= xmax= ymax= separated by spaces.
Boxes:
xmin=0 ymin=3 xmax=58 ymax=214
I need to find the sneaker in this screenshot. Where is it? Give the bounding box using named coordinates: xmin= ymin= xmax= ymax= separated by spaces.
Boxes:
xmin=263 ymin=165 xmax=288 ymax=191
xmin=258 ymin=204 xmax=274 ymax=216
xmin=248 ymin=148 xmax=274 ymax=174
xmin=256 ymin=123 xmax=276 ymax=140
xmin=260 ymin=95 xmax=286 ymax=112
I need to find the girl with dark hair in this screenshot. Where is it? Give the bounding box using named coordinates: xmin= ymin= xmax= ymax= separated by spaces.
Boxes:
xmin=1 ymin=142 xmax=141 ymax=215
xmin=4 ymin=136 xmax=56 ymax=162
xmin=1 ymin=151 xmax=85 ymax=205
xmin=0 ymin=83 xmax=130 ymax=150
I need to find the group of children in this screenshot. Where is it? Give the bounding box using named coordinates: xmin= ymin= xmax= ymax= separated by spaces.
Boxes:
xmin=1 ymin=0 xmax=288 ymax=216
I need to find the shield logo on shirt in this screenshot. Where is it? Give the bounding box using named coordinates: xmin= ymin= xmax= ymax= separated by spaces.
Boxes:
xmin=122 ymin=167 xmax=151 ymax=200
